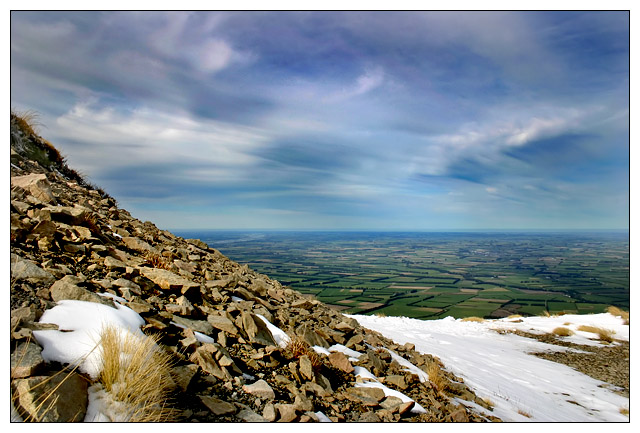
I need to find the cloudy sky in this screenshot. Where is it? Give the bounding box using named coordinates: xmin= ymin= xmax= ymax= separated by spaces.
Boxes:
xmin=11 ymin=11 xmax=629 ymax=231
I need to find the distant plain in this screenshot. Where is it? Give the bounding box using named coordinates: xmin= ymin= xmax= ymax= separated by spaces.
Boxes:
xmin=175 ymin=231 xmax=630 ymax=320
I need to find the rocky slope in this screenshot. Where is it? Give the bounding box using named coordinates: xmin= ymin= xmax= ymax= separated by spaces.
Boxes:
xmin=9 ymin=114 xmax=499 ymax=422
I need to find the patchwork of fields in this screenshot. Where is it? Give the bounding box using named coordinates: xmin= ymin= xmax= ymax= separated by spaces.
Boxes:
xmin=176 ymin=231 xmax=629 ymax=319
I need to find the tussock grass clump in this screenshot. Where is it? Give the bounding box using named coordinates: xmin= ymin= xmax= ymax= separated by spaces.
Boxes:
xmin=11 ymin=109 xmax=41 ymax=136
xmin=576 ymin=325 xmax=615 ymax=343
xmin=285 ymin=336 xmax=323 ymax=369
xmin=97 ymin=326 xmax=176 ymax=422
xmin=461 ymin=316 xmax=484 ymax=323
xmin=551 ymin=327 xmax=574 ymax=337
xmin=144 ymin=252 xmax=172 ymax=270
xmin=607 ymin=306 xmax=629 ymax=325
xmin=427 ymin=361 xmax=448 ymax=393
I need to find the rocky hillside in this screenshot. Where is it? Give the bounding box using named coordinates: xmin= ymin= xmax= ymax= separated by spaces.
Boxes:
xmin=10 ymin=114 xmax=499 ymax=422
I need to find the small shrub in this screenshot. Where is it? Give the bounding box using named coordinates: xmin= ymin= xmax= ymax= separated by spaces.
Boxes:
xmin=11 ymin=110 xmax=40 ymax=136
xmin=144 ymin=252 xmax=172 ymax=270
xmin=551 ymin=327 xmax=574 ymax=337
xmin=577 ymin=325 xmax=615 ymax=343
xmin=427 ymin=361 xmax=447 ymax=393
xmin=607 ymin=306 xmax=629 ymax=325
xmin=97 ymin=326 xmax=176 ymax=421
xmin=285 ymin=336 xmax=323 ymax=369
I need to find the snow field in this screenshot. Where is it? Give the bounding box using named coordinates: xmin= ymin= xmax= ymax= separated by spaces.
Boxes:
xmin=350 ymin=313 xmax=630 ymax=422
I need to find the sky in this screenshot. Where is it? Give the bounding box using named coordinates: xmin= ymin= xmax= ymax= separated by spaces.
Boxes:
xmin=10 ymin=10 xmax=630 ymax=231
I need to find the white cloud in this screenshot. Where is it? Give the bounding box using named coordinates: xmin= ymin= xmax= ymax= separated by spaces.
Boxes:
xmin=412 ymin=105 xmax=598 ymax=177
xmin=323 ymin=66 xmax=385 ymax=102
xmin=53 ymin=101 xmax=270 ymax=176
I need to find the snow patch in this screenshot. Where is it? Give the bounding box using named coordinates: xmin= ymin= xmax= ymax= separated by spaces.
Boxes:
xmin=33 ymin=299 xmax=145 ymax=379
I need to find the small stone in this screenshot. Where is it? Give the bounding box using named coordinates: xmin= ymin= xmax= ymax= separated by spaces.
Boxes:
xmin=138 ymin=267 xmax=199 ymax=295
xmin=236 ymin=409 xmax=267 ymax=422
xmin=449 ymin=407 xmax=469 ymax=422
xmin=10 ymin=254 xmax=55 ymax=285
xmin=11 ymin=342 xmax=44 ymax=378
xmin=384 ymin=375 xmax=407 ymax=390
xmin=379 ymin=396 xmax=404 ymax=411
xmin=358 ymin=411 xmax=380 ymax=422
xmin=328 ymin=351 xmax=354 ymax=374
xmin=122 ymin=236 xmax=158 ymax=254
xmin=172 ymin=315 xmax=214 ymax=335
xmin=299 ymin=355 xmax=315 ymax=381
xmin=49 ymin=276 xmax=113 ymax=306
xmin=275 ymin=404 xmax=299 ymax=422
xmin=11 ymin=173 xmax=56 ymax=204
xmin=13 ymin=373 xmax=88 ymax=422
xmin=104 ymin=256 xmax=127 ymax=271
xmin=198 ymin=395 xmax=236 ymax=416
xmin=171 ymin=365 xmax=198 ymax=392
xmin=348 ymin=386 xmax=386 ymax=402
xmin=398 ymin=401 xmax=415 ymax=416
xmin=207 ymin=314 xmax=239 ymax=336
xmin=263 ymin=403 xmax=277 ymax=421
xmin=242 ymin=379 xmax=275 ymax=400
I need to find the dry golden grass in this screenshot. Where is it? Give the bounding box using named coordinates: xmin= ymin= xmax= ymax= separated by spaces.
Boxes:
xmin=481 ymin=397 xmax=494 ymax=409
xmin=427 ymin=361 xmax=448 ymax=393
xmin=576 ymin=325 xmax=615 ymax=343
xmin=98 ymin=326 xmax=176 ymax=421
xmin=607 ymin=306 xmax=629 ymax=325
xmin=506 ymin=314 xmax=522 ymax=319
xmin=11 ymin=110 xmax=40 ymax=136
xmin=551 ymin=327 xmax=574 ymax=337
xmin=619 ymin=407 xmax=629 ymax=416
xmin=143 ymin=252 xmax=172 ymax=270
xmin=461 ymin=316 xmax=484 ymax=322
xmin=517 ymin=408 xmax=532 ymax=418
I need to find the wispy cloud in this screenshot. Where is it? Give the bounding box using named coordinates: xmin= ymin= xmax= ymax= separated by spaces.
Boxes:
xmin=323 ymin=66 xmax=385 ymax=102
xmin=10 ymin=11 xmax=629 ymax=230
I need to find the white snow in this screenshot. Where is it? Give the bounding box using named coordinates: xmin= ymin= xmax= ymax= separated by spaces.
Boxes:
xmin=350 ymin=313 xmax=630 ymax=422
xmin=255 ymin=313 xmax=291 ymax=348
xmin=328 ymin=344 xmax=363 ymax=362
xmin=315 ymin=411 xmax=332 ymax=422
xmin=33 ymin=299 xmax=145 ymax=379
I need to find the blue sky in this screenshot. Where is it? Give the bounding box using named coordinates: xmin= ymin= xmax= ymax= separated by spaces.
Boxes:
xmin=11 ymin=11 xmax=629 ymax=230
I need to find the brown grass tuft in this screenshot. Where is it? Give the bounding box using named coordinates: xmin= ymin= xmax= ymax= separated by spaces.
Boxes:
xmin=11 ymin=110 xmax=40 ymax=136
xmin=98 ymin=326 xmax=176 ymax=421
xmin=551 ymin=327 xmax=574 ymax=337
xmin=607 ymin=306 xmax=629 ymax=325
xmin=576 ymin=325 xmax=615 ymax=343
xmin=517 ymin=408 xmax=532 ymax=418
xmin=285 ymin=336 xmax=323 ymax=369
xmin=427 ymin=361 xmax=448 ymax=393
xmin=144 ymin=252 xmax=172 ymax=270
xmin=461 ymin=316 xmax=484 ymax=322
xmin=619 ymin=407 xmax=629 ymax=416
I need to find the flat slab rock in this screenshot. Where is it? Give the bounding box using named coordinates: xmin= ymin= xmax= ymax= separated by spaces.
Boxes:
xmin=138 ymin=267 xmax=200 ymax=294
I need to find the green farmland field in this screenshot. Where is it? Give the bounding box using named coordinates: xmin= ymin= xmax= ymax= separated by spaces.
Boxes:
xmin=176 ymin=230 xmax=630 ymax=320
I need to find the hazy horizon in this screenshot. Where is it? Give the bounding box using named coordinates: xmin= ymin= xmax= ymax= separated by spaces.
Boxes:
xmin=11 ymin=11 xmax=629 ymax=231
